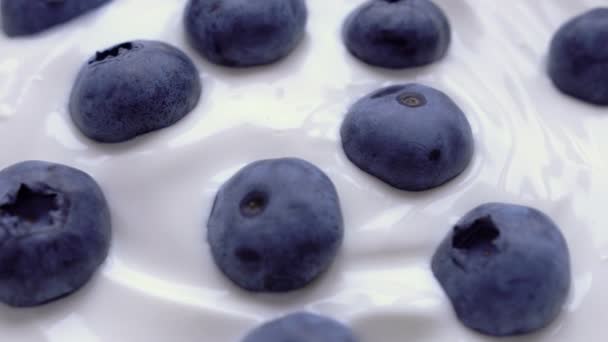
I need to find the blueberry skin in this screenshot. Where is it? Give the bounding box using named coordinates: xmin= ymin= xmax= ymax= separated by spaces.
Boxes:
xmin=548 ymin=8 xmax=608 ymax=105
xmin=243 ymin=312 xmax=358 ymax=342
xmin=341 ymin=83 xmax=473 ymax=191
xmin=207 ymin=158 xmax=343 ymax=292
xmin=343 ymin=0 xmax=451 ymax=69
xmin=69 ymin=40 xmax=202 ymax=143
xmin=184 ymin=0 xmax=307 ymax=67
xmin=431 ymin=203 xmax=571 ymax=336
xmin=1 ymin=0 xmax=111 ymax=37
xmin=0 ymin=161 xmax=111 ymax=307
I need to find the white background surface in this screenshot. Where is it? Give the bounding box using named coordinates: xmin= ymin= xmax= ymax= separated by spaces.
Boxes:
xmin=0 ymin=0 xmax=607 ymax=341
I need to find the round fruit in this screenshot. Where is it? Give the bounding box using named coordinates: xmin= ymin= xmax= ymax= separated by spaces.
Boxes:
xmin=69 ymin=40 xmax=201 ymax=143
xmin=184 ymin=0 xmax=308 ymax=67
xmin=343 ymin=0 xmax=451 ymax=69
xmin=432 ymin=203 xmax=571 ymax=336
xmin=0 ymin=161 xmax=111 ymax=307
xmin=341 ymin=83 xmax=473 ymax=191
xmin=1 ymin=0 xmax=112 ymax=37
xmin=208 ymin=158 xmax=343 ymax=292
xmin=243 ymin=312 xmax=358 ymax=342
xmin=548 ymin=8 xmax=608 ymax=105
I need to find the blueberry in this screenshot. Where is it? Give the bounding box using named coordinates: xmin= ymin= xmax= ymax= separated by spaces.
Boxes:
xmin=431 ymin=203 xmax=571 ymax=336
xmin=1 ymin=0 xmax=111 ymax=37
xmin=340 ymin=83 xmax=473 ymax=191
xmin=207 ymin=158 xmax=343 ymax=292
xmin=184 ymin=0 xmax=307 ymax=67
xmin=69 ymin=40 xmax=202 ymax=143
xmin=548 ymin=8 xmax=608 ymax=105
xmin=343 ymin=0 xmax=451 ymax=69
xmin=0 ymin=161 xmax=111 ymax=307
xmin=243 ymin=312 xmax=358 ymax=342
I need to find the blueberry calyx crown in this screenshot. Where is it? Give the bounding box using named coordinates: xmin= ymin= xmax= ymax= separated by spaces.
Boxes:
xmin=0 ymin=184 xmax=63 ymax=232
xmin=90 ymin=42 xmax=135 ymax=64
xmin=452 ymin=215 xmax=500 ymax=250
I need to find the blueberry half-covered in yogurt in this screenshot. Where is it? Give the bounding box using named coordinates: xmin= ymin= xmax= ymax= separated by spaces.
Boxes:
xmin=0 ymin=161 xmax=111 ymax=307
xmin=1 ymin=0 xmax=112 ymax=37
xmin=432 ymin=203 xmax=571 ymax=336
xmin=69 ymin=40 xmax=202 ymax=143
xmin=343 ymin=0 xmax=451 ymax=69
xmin=243 ymin=312 xmax=359 ymax=342
xmin=184 ymin=0 xmax=308 ymax=67
xmin=340 ymin=83 xmax=473 ymax=191
xmin=548 ymin=8 xmax=608 ymax=105
xmin=208 ymin=158 xmax=343 ymax=292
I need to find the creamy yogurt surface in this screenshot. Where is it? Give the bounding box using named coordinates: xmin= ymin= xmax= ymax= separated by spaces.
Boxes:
xmin=1 ymin=0 xmax=607 ymax=341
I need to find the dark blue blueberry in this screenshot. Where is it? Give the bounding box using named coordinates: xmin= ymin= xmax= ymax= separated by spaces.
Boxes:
xmin=431 ymin=203 xmax=571 ymax=336
xmin=243 ymin=312 xmax=358 ymax=342
xmin=548 ymin=8 xmax=608 ymax=105
xmin=1 ymin=0 xmax=111 ymax=37
xmin=0 ymin=161 xmax=111 ymax=307
xmin=69 ymin=40 xmax=202 ymax=143
xmin=343 ymin=0 xmax=451 ymax=69
xmin=184 ymin=0 xmax=307 ymax=67
xmin=207 ymin=158 xmax=343 ymax=292
xmin=340 ymin=83 xmax=473 ymax=191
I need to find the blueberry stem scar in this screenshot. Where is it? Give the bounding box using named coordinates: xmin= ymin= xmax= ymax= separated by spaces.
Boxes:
xmin=240 ymin=191 xmax=268 ymax=217
xmin=0 ymin=184 xmax=59 ymax=224
xmin=91 ymin=42 xmax=134 ymax=64
xmin=452 ymin=215 xmax=499 ymax=250
xmin=397 ymin=93 xmax=427 ymax=107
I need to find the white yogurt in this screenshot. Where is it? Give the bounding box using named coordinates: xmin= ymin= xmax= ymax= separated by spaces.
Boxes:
xmin=0 ymin=0 xmax=607 ymax=341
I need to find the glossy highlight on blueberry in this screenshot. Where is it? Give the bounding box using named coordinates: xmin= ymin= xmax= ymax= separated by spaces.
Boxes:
xmin=207 ymin=158 xmax=343 ymax=292
xmin=242 ymin=312 xmax=358 ymax=342
xmin=431 ymin=203 xmax=571 ymax=336
xmin=0 ymin=161 xmax=111 ymax=307
xmin=340 ymin=83 xmax=473 ymax=191
xmin=184 ymin=0 xmax=308 ymax=67
xmin=69 ymin=40 xmax=202 ymax=143
xmin=548 ymin=8 xmax=608 ymax=105
xmin=343 ymin=0 xmax=451 ymax=69
xmin=1 ymin=0 xmax=112 ymax=37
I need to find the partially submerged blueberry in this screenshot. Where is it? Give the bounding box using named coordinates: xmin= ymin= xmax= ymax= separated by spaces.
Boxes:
xmin=69 ymin=40 xmax=202 ymax=143
xmin=243 ymin=312 xmax=358 ymax=342
xmin=207 ymin=158 xmax=343 ymax=292
xmin=548 ymin=8 xmax=608 ymax=105
xmin=343 ymin=0 xmax=451 ymax=69
xmin=184 ymin=0 xmax=308 ymax=67
xmin=2 ymin=0 xmax=112 ymax=37
xmin=340 ymin=83 xmax=473 ymax=191
xmin=0 ymin=161 xmax=111 ymax=307
xmin=432 ymin=203 xmax=571 ymax=336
